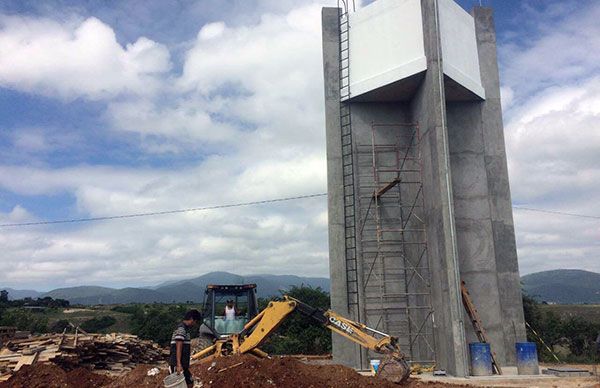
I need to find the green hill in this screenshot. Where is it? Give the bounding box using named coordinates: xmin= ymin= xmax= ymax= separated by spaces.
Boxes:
xmin=521 ymin=269 xmax=600 ymax=304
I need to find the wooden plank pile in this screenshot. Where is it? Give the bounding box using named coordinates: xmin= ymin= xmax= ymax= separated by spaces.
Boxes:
xmin=0 ymin=332 xmax=167 ymax=381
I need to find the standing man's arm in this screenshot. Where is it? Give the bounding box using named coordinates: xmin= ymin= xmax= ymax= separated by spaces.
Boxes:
xmin=175 ymin=340 xmax=183 ymax=373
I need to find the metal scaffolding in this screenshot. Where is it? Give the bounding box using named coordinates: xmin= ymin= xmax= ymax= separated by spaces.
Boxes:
xmin=356 ymin=123 xmax=436 ymax=365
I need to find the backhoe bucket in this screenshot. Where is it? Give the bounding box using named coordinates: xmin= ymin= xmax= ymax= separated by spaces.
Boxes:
xmin=376 ymin=356 xmax=411 ymax=384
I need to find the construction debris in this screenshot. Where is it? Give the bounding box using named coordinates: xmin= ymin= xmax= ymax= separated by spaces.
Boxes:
xmin=542 ymin=367 xmax=591 ymax=377
xmin=0 ymin=332 xmax=167 ymax=382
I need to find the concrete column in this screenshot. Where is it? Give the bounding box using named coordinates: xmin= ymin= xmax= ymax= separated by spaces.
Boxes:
xmin=408 ymin=0 xmax=468 ymax=377
xmin=472 ymin=7 xmax=527 ymax=364
xmin=321 ymin=6 xmax=362 ymax=368
xmin=446 ymin=99 xmax=507 ymax=364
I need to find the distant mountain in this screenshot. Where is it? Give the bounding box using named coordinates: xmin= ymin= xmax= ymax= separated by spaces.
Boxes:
xmin=15 ymin=272 xmax=330 ymax=305
xmin=1 ymin=288 xmax=43 ymax=300
xmin=522 ymin=269 xmax=600 ymax=304
xmin=45 ymin=286 xmax=168 ymax=305
xmin=161 ymin=272 xmax=330 ymax=300
xmin=153 ymin=272 xmax=329 ymax=302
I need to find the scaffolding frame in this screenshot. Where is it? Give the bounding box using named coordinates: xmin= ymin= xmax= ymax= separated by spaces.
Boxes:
xmin=357 ymin=123 xmax=436 ymax=365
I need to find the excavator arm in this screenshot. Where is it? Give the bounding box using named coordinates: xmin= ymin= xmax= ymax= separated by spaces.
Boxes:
xmin=192 ymin=295 xmax=410 ymax=383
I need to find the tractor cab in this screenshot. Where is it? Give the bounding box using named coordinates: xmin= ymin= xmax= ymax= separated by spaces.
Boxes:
xmin=199 ymin=284 xmax=259 ymax=339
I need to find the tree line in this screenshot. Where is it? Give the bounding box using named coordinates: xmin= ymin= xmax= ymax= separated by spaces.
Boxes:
xmin=523 ymin=294 xmax=600 ymax=363
xmin=3 ymin=287 xmax=599 ymax=361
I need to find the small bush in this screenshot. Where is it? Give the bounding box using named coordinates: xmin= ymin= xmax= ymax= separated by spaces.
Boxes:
xmin=80 ymin=315 xmax=117 ymax=332
xmin=49 ymin=319 xmax=71 ymax=333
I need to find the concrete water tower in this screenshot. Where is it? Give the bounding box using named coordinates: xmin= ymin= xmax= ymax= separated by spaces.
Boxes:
xmin=322 ymin=0 xmax=526 ymax=376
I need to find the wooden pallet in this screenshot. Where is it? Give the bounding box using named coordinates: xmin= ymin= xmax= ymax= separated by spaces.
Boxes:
xmin=0 ymin=332 xmax=167 ymax=381
xmin=461 ymin=280 xmax=502 ymax=375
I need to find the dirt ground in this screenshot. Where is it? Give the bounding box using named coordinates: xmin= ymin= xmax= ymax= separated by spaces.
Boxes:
xmin=188 ymin=354 xmax=467 ymax=388
xmin=0 ymin=356 xmax=467 ymax=388
xmin=0 ymin=363 xmax=112 ymax=388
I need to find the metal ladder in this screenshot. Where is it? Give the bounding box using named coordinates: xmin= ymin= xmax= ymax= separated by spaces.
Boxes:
xmin=338 ymin=3 xmax=358 ymax=316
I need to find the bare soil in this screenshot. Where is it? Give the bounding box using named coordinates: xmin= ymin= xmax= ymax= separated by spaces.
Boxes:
xmin=0 ymin=356 xmax=468 ymax=388
xmin=0 ymin=364 xmax=111 ymax=388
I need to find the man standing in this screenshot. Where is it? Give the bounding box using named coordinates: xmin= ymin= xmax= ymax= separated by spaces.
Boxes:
xmin=169 ymin=309 xmax=202 ymax=388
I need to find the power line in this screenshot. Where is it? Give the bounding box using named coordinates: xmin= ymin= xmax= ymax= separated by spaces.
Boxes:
xmin=512 ymin=206 xmax=600 ymax=220
xmin=1 ymin=194 xmax=597 ymax=228
xmin=0 ymin=193 xmax=328 ymax=228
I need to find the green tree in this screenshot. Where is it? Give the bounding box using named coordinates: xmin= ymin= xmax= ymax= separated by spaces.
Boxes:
xmin=261 ymin=285 xmax=332 ymax=355
xmin=0 ymin=290 xmax=8 ymax=304
xmin=0 ymin=309 xmax=47 ymax=333
xmin=80 ymin=315 xmax=117 ymax=333
xmin=129 ymin=304 xmax=191 ymax=346
xmin=523 ymin=293 xmax=600 ymax=363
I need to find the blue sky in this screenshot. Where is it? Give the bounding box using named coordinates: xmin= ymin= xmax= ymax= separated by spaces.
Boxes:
xmin=0 ymin=0 xmax=599 ymax=290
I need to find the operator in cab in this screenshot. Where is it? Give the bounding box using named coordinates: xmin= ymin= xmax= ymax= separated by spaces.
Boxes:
xmin=169 ymin=309 xmax=202 ymax=388
xmin=224 ymin=299 xmax=236 ymax=321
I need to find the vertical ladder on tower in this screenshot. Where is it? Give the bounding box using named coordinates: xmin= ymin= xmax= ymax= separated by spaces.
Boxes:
xmin=461 ymin=281 xmax=503 ymax=375
xmin=338 ymin=3 xmax=358 ymax=316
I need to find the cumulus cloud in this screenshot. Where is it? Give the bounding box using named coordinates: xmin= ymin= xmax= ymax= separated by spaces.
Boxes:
xmin=501 ymin=3 xmax=600 ymax=274
xmin=0 ymin=3 xmax=330 ymax=289
xmin=0 ymin=162 xmax=328 ymax=288
xmin=103 ymin=4 xmax=325 ymax=153
xmin=499 ymin=1 xmax=600 ymax=107
xmin=0 ymin=15 xmax=171 ymax=99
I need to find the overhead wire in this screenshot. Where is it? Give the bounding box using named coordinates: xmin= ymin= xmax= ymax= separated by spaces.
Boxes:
xmin=511 ymin=206 xmax=600 ymax=220
xmin=0 ymin=193 xmax=597 ymax=228
xmin=0 ymin=193 xmax=328 ymax=228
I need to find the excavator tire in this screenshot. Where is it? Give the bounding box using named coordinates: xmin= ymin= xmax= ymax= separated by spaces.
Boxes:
xmin=377 ymin=357 xmax=411 ymax=384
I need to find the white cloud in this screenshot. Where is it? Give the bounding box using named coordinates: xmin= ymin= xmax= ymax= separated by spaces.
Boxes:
xmin=0 ymin=15 xmax=171 ymax=99
xmin=106 ymin=98 xmax=240 ymax=150
xmin=501 ymin=2 xmax=600 ymax=276
xmin=104 ymin=4 xmax=325 ymax=154
xmin=507 ymin=81 xmax=600 ymax=276
xmin=499 ymin=2 xmax=600 ymax=106
xmin=198 ymin=22 xmax=226 ymax=40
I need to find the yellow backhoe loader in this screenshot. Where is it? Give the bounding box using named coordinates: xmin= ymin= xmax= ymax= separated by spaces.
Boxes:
xmin=192 ymin=290 xmax=410 ymax=384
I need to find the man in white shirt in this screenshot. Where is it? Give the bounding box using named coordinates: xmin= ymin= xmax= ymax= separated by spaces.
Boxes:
xmin=224 ymin=299 xmax=236 ymax=321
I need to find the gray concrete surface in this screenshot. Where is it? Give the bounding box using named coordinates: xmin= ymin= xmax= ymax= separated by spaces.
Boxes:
xmin=472 ymin=6 xmax=527 ymax=364
xmin=322 ymin=7 xmax=362 ymax=368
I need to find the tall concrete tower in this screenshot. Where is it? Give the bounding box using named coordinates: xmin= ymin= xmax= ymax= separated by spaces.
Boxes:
xmin=322 ymin=0 xmax=526 ymax=376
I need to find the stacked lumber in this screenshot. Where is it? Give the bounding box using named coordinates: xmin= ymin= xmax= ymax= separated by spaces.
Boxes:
xmin=0 ymin=332 xmax=167 ymax=381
